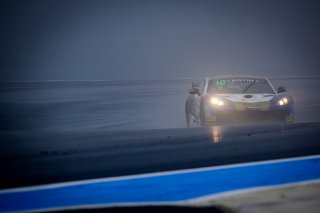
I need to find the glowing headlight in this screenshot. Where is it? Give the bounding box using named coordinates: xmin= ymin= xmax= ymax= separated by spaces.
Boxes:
xmin=277 ymin=97 xmax=289 ymax=106
xmin=210 ymin=97 xmax=224 ymax=106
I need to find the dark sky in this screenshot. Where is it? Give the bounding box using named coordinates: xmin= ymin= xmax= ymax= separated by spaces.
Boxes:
xmin=1 ymin=0 xmax=320 ymax=80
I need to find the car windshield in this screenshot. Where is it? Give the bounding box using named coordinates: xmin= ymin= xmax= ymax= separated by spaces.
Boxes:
xmin=207 ymin=78 xmax=275 ymax=94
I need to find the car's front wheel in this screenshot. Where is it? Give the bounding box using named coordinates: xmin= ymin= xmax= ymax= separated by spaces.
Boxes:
xmin=185 ymin=101 xmax=191 ymax=128
xmin=186 ymin=100 xmax=201 ymax=128
xmin=199 ymin=99 xmax=206 ymax=127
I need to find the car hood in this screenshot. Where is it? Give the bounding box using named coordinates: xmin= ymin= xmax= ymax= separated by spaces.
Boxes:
xmin=216 ymin=94 xmax=275 ymax=103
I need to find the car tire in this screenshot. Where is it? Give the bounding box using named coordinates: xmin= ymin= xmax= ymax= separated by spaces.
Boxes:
xmin=199 ymin=99 xmax=206 ymax=127
xmin=185 ymin=101 xmax=191 ymax=128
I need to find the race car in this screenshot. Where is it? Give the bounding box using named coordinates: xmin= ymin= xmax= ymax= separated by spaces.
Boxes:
xmin=185 ymin=75 xmax=294 ymax=127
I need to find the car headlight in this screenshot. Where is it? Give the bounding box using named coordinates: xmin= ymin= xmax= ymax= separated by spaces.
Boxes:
xmin=277 ymin=97 xmax=289 ymax=106
xmin=210 ymin=97 xmax=224 ymax=106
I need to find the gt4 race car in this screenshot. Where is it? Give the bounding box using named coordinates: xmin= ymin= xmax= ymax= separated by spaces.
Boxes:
xmin=185 ymin=75 xmax=294 ymax=127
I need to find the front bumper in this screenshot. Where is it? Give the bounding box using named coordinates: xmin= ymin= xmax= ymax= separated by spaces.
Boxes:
xmin=204 ymin=110 xmax=294 ymax=125
xmin=202 ymin=97 xmax=294 ymax=126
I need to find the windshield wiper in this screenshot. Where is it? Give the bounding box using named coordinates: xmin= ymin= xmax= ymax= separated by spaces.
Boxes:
xmin=242 ymin=81 xmax=256 ymax=94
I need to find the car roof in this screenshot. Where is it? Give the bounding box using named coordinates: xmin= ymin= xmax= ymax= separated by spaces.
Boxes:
xmin=205 ymin=75 xmax=268 ymax=81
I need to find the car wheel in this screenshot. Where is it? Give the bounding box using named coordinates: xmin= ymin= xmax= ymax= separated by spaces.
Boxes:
xmin=185 ymin=101 xmax=191 ymax=128
xmin=199 ymin=99 xmax=206 ymax=127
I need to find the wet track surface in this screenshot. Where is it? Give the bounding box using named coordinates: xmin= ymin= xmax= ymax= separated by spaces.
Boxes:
xmin=1 ymin=122 xmax=320 ymax=189
xmin=1 ymin=77 xmax=320 ymax=132
xmin=0 ymin=78 xmax=320 ymax=213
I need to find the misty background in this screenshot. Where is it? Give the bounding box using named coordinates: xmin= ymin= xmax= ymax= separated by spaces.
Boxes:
xmin=1 ymin=0 xmax=320 ymax=131
xmin=1 ymin=0 xmax=320 ymax=81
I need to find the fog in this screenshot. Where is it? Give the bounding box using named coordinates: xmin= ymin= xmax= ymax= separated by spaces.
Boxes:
xmin=0 ymin=77 xmax=319 ymax=131
xmin=1 ymin=0 xmax=320 ymax=131
xmin=1 ymin=0 xmax=320 ymax=81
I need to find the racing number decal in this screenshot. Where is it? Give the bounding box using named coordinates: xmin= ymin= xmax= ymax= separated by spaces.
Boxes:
xmin=216 ymin=80 xmax=225 ymax=86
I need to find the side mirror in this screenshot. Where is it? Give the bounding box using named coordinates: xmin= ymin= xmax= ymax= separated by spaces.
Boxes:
xmin=277 ymin=86 xmax=286 ymax=93
xmin=189 ymin=88 xmax=199 ymax=95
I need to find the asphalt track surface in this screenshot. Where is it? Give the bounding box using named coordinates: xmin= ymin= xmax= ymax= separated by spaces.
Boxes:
xmin=1 ymin=77 xmax=320 ymax=132
xmin=1 ymin=78 xmax=319 ymax=212
xmin=1 ymin=122 xmax=320 ymax=190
